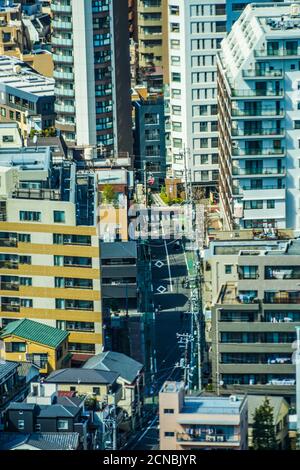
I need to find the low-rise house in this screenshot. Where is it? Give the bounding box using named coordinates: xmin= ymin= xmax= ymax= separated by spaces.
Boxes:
xmin=0 ymin=319 xmax=70 ymax=374
xmin=43 ymin=368 xmax=122 ymax=407
xmin=159 ymin=381 xmax=248 ymax=450
xmin=4 ymin=395 xmax=88 ymax=448
xmin=0 ymin=360 xmax=39 ymax=412
xmin=248 ymin=395 xmax=289 ymax=450
xmin=0 ymin=432 xmax=80 ymax=450
xmin=83 ymin=351 xmax=144 ymax=431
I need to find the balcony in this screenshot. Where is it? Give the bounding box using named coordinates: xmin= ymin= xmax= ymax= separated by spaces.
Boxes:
xmin=232 ymin=109 xmax=284 ymax=118
xmin=232 ymin=128 xmax=285 ymax=138
xmin=53 ymin=70 xmax=74 ymax=80
xmin=1 ymin=303 xmax=20 ymax=312
xmin=0 ymin=282 xmax=19 ymax=291
xmin=232 ymin=148 xmax=285 ymax=157
xmin=52 ymin=37 xmax=73 ymax=47
xmin=54 ymin=87 xmax=74 ymax=97
xmin=11 ymin=188 xmax=61 ymax=201
xmin=53 ymin=54 xmax=73 ymax=64
xmin=242 ymin=69 xmax=283 ymax=79
xmin=233 ymin=184 xmax=285 ymax=195
xmin=255 ymin=48 xmax=300 ymax=58
xmin=232 ymin=89 xmax=283 ymax=99
xmin=0 ymin=238 xmax=17 ymax=247
xmin=176 ymin=432 xmax=239 ymax=445
xmin=264 ymin=291 xmax=300 ymax=304
xmin=52 ymin=20 xmax=72 ymax=30
xmin=232 ymin=167 xmax=285 ymax=176
xmin=51 ymin=3 xmax=72 ymax=13
xmin=55 ymin=104 xmax=75 ymax=113
xmin=0 ymin=261 xmax=18 ymax=270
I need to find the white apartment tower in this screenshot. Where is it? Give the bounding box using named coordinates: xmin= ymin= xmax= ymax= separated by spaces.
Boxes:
xmin=167 ymin=1 xmax=227 ymax=195
xmin=218 ymin=2 xmax=300 ymax=233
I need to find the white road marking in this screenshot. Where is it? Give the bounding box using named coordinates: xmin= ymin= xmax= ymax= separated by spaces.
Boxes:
xmin=161 ymin=225 xmax=173 ymax=293
xmin=155 ymin=260 xmax=164 ymax=268
xmin=157 ymin=285 xmax=166 ymax=294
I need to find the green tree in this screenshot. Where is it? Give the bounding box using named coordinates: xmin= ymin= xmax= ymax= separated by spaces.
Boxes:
xmin=102 ymin=184 xmax=117 ymax=205
xmin=252 ymin=397 xmax=277 ymax=450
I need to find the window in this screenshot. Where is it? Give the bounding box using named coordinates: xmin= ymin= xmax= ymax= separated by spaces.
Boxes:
xmin=225 ymin=265 xmax=233 ymax=274
xmin=54 ymin=211 xmax=65 ymax=223
xmin=12 ymin=342 xmax=26 ymax=352
xmin=19 ymin=211 xmax=41 ymax=222
xmin=2 ymin=135 xmax=13 ymax=143
xmin=20 ymin=298 xmax=33 ymax=308
xmin=57 ymin=419 xmax=69 ymax=430
xmin=93 ymin=387 xmax=100 ymax=395
xmin=267 ymin=200 xmax=275 ymax=209
xmin=18 ymin=420 xmax=25 ymax=430
xmin=18 ymin=234 xmax=31 ymax=243
xmin=164 ymin=409 xmax=174 ymax=414
xmin=19 ymin=256 xmax=31 ymax=265
xmin=164 ymin=432 xmax=175 ymax=437
xmin=295 ymin=120 xmax=300 ymax=129
xmin=171 ymin=72 xmax=181 ymax=82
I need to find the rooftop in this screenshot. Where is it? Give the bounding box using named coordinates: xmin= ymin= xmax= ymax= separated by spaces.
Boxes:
xmin=0 ymin=432 xmax=79 ymax=451
xmin=0 ymin=319 xmax=69 ymax=348
xmin=182 ymin=396 xmax=245 ymax=415
xmin=83 ymin=351 xmax=143 ymax=384
xmin=45 ymin=368 xmax=119 ymax=385
xmin=0 ymin=360 xmax=19 ymax=382
xmin=0 ymin=55 xmax=54 ymax=98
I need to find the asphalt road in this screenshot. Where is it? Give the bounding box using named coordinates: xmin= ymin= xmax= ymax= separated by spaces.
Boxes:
xmin=126 ymin=238 xmax=192 ymax=451
xmin=150 ymin=238 xmax=191 ymax=389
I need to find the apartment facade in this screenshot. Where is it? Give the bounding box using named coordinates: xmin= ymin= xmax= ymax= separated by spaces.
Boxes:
xmin=0 ymin=55 xmax=55 ymax=137
xmin=51 ymin=0 xmax=132 ymax=155
xmin=166 ymin=0 xmax=282 ymax=195
xmin=136 ymin=0 xmax=166 ymax=91
xmin=218 ymin=3 xmax=300 ymax=232
xmin=206 ymin=237 xmax=300 ymax=399
xmin=133 ymin=97 xmax=166 ymax=189
xmin=159 ymin=381 xmax=248 ymax=450
xmin=0 ymin=145 xmax=102 ymax=360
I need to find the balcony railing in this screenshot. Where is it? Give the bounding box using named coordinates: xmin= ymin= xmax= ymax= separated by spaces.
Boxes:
xmin=232 ymin=89 xmax=283 ymax=98
xmin=232 ymin=109 xmax=284 ymax=118
xmin=232 ymin=128 xmax=285 ymax=137
xmin=176 ymin=432 xmax=238 ymax=444
xmin=242 ymin=69 xmax=283 ymax=78
xmin=1 ymin=304 xmax=20 ymax=312
xmin=0 ymin=282 xmax=19 ymax=291
xmin=232 ymin=148 xmax=285 ymax=157
xmin=0 ymin=261 xmax=18 ymax=270
xmin=233 ymin=184 xmax=285 ymax=195
xmin=255 ymin=49 xmax=299 ymax=58
xmin=232 ymin=167 xmax=285 ymax=176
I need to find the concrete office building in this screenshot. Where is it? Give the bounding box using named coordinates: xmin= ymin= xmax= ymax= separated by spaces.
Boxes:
xmin=204 ymin=237 xmax=300 ymax=399
xmin=218 ymin=2 xmax=300 ymax=232
xmin=166 ymin=1 xmax=282 ymax=195
xmin=0 ymin=55 xmax=55 ymax=137
xmin=159 ymin=381 xmax=248 ymax=450
xmin=0 ymin=144 xmax=102 ymax=361
xmin=51 ymin=0 xmax=132 ymax=155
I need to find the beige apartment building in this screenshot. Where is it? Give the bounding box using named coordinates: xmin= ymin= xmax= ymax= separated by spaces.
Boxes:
xmin=159 ymin=381 xmax=248 ymax=450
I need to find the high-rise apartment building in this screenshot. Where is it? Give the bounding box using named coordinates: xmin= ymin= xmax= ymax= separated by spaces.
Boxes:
xmin=166 ymin=0 xmax=282 ymax=196
xmin=136 ymin=0 xmax=165 ymax=90
xmin=51 ymin=0 xmax=132 ymax=155
xmin=0 ymin=143 xmax=102 ymax=362
xmin=218 ymin=3 xmax=300 ymax=232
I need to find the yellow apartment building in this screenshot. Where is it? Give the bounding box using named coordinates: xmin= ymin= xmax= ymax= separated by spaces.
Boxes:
xmin=0 ymin=144 xmax=102 ymax=363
